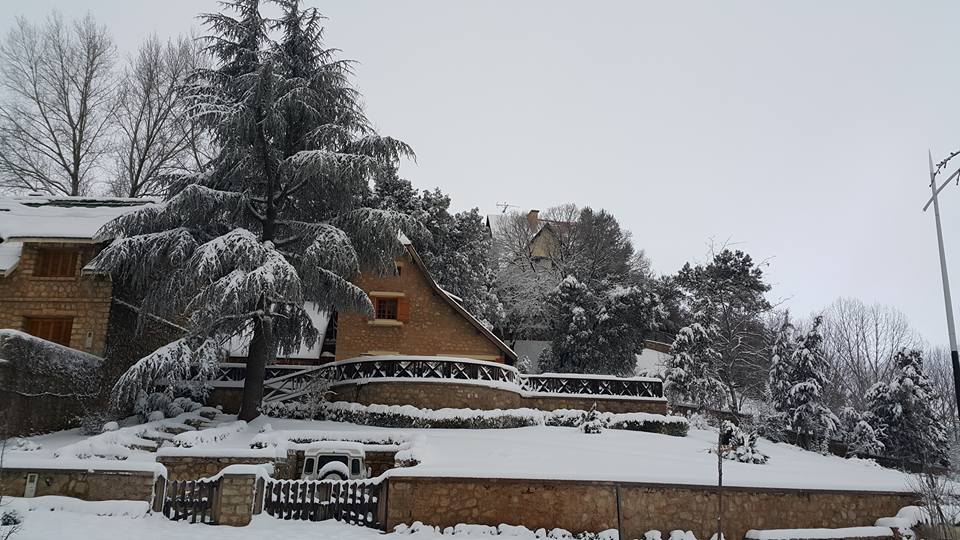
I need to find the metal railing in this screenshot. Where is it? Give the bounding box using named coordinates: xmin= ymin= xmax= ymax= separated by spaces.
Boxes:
xmin=207 ymin=356 xmax=664 ymax=402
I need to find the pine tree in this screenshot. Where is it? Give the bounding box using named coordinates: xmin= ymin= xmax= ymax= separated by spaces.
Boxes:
xmin=538 ymin=276 xmax=661 ymax=376
xmin=867 ymin=349 xmax=949 ymax=464
xmin=663 ymin=321 xmax=727 ymax=410
xmin=675 ymin=249 xmax=772 ymax=410
xmin=372 ymin=170 xmax=503 ymax=326
xmin=782 ymin=316 xmax=839 ymax=450
xmin=93 ymin=0 xmax=421 ymax=421
xmin=762 ymin=314 xmax=796 ymax=440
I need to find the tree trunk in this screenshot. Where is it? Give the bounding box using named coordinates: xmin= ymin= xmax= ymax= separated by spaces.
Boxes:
xmin=239 ymin=315 xmax=275 ymax=421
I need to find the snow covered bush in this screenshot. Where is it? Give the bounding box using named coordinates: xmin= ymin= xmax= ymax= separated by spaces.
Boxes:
xmin=78 ymin=412 xmax=116 ymax=436
xmin=392 ymin=521 xmax=617 ymax=539
xmin=578 ymin=405 xmax=604 ymax=434
xmin=263 ymin=400 xmax=689 ymax=435
xmin=0 ymin=330 xmax=102 ymax=399
xmin=133 ymin=391 xmax=202 ymax=423
xmin=840 ymin=407 xmax=884 ymax=457
xmin=718 ymin=421 xmax=768 ymax=464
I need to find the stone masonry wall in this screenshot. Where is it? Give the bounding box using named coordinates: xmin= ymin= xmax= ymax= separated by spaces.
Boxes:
xmin=329 ymin=380 xmax=667 ymax=414
xmin=0 ymin=467 xmax=159 ymax=503
xmin=158 ymin=454 xmax=295 ymax=481
xmin=0 ymin=242 xmax=112 ymax=356
xmin=386 ymin=477 xmax=915 ymax=540
xmin=336 ymin=252 xmax=504 ymax=362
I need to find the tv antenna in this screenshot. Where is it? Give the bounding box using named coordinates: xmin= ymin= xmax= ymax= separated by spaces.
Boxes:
xmin=496 ymin=201 xmax=519 ymax=214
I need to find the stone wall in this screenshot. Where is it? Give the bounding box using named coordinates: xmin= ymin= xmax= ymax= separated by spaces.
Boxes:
xmin=0 ymin=467 xmax=160 ymax=503
xmin=336 ymin=251 xmax=506 ymax=362
xmin=0 ymin=242 xmax=112 ymax=356
xmin=158 ymin=454 xmax=295 ymax=481
xmin=385 ymin=477 xmax=915 ymax=540
xmin=329 ymin=379 xmax=667 ymax=414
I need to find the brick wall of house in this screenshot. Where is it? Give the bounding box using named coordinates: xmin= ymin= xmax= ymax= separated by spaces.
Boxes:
xmin=336 ymin=252 xmax=504 ymax=362
xmin=386 ymin=477 xmax=915 ymax=540
xmin=0 ymin=242 xmax=112 ymax=356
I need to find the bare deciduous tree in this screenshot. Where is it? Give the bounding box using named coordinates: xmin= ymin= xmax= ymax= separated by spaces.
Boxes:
xmin=821 ymin=298 xmax=919 ymax=410
xmin=110 ymin=34 xmax=208 ymax=197
xmin=0 ymin=13 xmax=116 ymax=196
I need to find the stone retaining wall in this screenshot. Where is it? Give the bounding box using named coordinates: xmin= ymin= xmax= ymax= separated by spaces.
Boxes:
xmin=328 ymin=380 xmax=667 ymax=414
xmin=385 ymin=477 xmax=915 ymax=540
xmin=158 ymin=454 xmax=295 ymax=481
xmin=0 ymin=467 xmax=160 ymax=503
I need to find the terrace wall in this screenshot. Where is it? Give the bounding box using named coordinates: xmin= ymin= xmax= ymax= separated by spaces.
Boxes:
xmin=385 ymin=477 xmax=915 ymax=540
xmin=0 ymin=467 xmax=160 ymax=503
xmin=328 ymin=379 xmax=668 ymax=414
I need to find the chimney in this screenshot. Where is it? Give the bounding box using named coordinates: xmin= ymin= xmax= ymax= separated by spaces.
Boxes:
xmin=526 ymin=209 xmax=540 ymax=229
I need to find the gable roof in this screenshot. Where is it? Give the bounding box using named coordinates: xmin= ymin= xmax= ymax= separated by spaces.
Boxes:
xmin=399 ymin=233 xmax=517 ymax=364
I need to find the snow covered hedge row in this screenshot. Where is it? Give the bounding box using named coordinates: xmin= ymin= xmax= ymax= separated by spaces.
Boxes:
xmin=0 ymin=329 xmax=102 ymax=396
xmin=261 ymin=400 xmax=689 ymax=436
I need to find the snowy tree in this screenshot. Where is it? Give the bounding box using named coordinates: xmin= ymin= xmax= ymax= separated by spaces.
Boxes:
xmin=372 ymin=170 xmax=503 ymax=326
xmin=867 ymin=349 xmax=949 ymax=465
xmin=538 ymin=276 xmax=661 ymax=376
xmin=674 ymin=249 xmax=773 ymax=411
xmin=766 ymin=313 xmax=797 ymax=417
xmin=781 ymin=317 xmax=839 ymax=450
xmin=93 ymin=0 xmax=421 ymax=421
xmin=663 ymin=321 xmax=727 ymax=411
xmin=718 ymin=420 xmax=768 ymax=464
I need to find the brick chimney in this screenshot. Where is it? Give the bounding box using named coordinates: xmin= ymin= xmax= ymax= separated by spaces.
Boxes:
xmin=526 ymin=209 xmax=540 ymax=229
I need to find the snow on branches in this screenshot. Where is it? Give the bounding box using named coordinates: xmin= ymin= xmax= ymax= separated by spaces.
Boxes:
xmin=664 ymin=322 xmax=727 ymax=411
xmin=112 ymin=336 xmax=225 ymax=409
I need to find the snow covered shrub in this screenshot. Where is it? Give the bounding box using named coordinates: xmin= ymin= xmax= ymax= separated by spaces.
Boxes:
xmin=578 ymin=405 xmax=604 ymax=434
xmin=168 ymin=381 xmax=212 ymax=405
xmin=545 ymin=409 xmax=586 ymax=428
xmin=669 ymin=530 xmax=698 ymax=540
xmin=134 ymin=392 xmax=171 ymax=422
xmin=606 ymin=413 xmax=689 ymax=437
xmin=684 ymin=412 xmax=712 ymax=430
xmin=718 ymin=421 xmax=768 ymax=464
xmin=78 ymin=412 xmax=115 ymax=436
xmin=0 ymin=511 xmax=21 ymax=527
xmin=644 ymin=531 xmax=663 ymax=540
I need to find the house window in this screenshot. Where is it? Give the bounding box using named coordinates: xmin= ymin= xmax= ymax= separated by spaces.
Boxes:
xmin=24 ymin=317 xmax=73 ymax=346
xmin=375 ymin=297 xmax=398 ymax=320
xmin=34 ymin=249 xmax=79 ymax=278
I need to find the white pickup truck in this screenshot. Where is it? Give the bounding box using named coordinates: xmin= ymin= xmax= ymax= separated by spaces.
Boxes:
xmin=300 ymin=441 xmax=368 ymax=481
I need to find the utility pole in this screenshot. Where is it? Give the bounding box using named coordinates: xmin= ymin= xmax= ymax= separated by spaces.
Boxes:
xmin=925 ymin=150 xmax=960 ymax=422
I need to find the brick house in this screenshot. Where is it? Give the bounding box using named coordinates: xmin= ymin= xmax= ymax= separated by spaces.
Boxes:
xmin=0 ymin=196 xmax=152 ymax=356
xmin=335 ymin=234 xmax=516 ymax=364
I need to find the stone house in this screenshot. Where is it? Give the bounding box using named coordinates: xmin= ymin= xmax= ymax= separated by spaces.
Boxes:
xmin=335 ymin=234 xmax=516 ymax=364
xmin=0 ymin=196 xmax=152 ymax=356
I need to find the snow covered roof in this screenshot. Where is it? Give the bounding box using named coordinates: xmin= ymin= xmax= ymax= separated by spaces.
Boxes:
xmin=0 ymin=195 xmax=155 ymax=243
xmin=0 ymin=241 xmax=22 ymax=276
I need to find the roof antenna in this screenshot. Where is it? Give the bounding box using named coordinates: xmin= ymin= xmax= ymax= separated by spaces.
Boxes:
xmin=496 ymin=201 xmax=519 ymax=214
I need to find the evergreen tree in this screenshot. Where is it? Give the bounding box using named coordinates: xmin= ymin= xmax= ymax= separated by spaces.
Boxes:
xmin=93 ymin=0 xmax=420 ymax=421
xmin=782 ymin=316 xmax=839 ymax=450
xmin=663 ymin=321 xmax=727 ymax=410
xmin=539 ymin=276 xmax=661 ymax=376
xmin=867 ymin=349 xmax=949 ymax=464
xmin=767 ymin=314 xmax=797 ymax=417
xmin=372 ymin=170 xmax=503 ymax=326
xmin=675 ymin=249 xmax=772 ymax=410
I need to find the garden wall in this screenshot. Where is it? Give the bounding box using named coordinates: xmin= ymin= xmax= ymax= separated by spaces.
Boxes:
xmin=385 ymin=477 xmax=915 ymax=540
xmin=0 ymin=467 xmax=160 ymax=503
xmin=327 ymin=380 xmax=667 ymax=414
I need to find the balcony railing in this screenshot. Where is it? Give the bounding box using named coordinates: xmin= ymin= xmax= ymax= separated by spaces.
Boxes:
xmin=207 ymin=356 xmax=663 ymax=402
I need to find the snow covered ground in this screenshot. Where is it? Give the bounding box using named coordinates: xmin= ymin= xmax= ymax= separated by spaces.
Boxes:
xmin=5 ymin=415 xmax=915 ymax=492
xmin=1 ymin=497 xmax=612 ymax=540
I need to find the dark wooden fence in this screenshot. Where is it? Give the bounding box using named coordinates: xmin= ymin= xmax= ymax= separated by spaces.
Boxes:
xmin=162 ymin=478 xmax=221 ymax=523
xmin=262 ymin=479 xmax=385 ymax=529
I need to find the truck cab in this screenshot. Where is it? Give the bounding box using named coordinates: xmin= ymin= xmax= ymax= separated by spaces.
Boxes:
xmin=300 ymin=441 xmax=367 ymax=481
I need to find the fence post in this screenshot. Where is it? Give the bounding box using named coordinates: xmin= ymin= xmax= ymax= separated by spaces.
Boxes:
xmin=217 ymin=472 xmax=259 ymax=526
xmin=151 ymin=476 xmax=167 ymax=514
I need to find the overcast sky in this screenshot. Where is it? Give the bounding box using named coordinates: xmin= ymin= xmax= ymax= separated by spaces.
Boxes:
xmin=4 ymin=0 xmax=960 ymax=346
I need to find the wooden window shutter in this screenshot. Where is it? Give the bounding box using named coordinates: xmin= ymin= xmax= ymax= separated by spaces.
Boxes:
xmin=25 ymin=317 xmax=73 ymax=346
xmin=397 ymin=297 xmax=411 ymax=323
